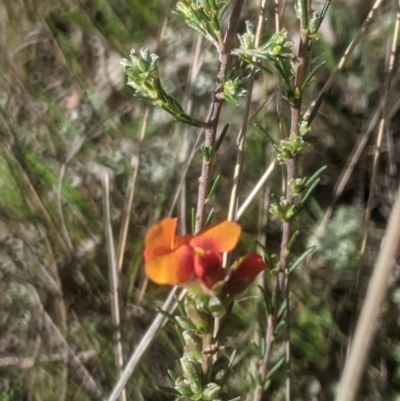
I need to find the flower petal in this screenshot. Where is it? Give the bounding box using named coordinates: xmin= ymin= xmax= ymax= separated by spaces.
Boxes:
xmin=193 ymin=251 xmax=224 ymax=289
xmin=232 ymin=253 xmax=267 ymax=280
xmin=174 ymin=234 xmax=193 ymax=249
xmin=144 ymin=218 xmax=177 ymax=261
xmin=190 ymin=221 xmax=241 ymax=253
xmin=145 ymin=244 xmax=194 ymax=284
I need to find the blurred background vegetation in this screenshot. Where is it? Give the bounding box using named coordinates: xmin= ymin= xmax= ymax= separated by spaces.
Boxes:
xmin=1 ymin=0 xmax=400 ymax=400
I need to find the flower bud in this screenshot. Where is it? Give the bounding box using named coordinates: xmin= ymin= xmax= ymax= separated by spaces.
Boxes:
xmin=309 ymin=11 xmax=321 ymax=34
xmin=180 ymin=354 xmax=202 ymax=383
xmin=184 ymin=295 xmax=210 ymax=332
xmin=176 ymin=316 xmax=196 ymax=331
xmin=208 ymin=296 xmax=226 ymax=318
xmin=202 ymin=382 xmax=221 ymax=400
xmin=182 ymin=331 xmax=202 ymax=361
xmin=175 ymin=376 xmax=193 ymax=396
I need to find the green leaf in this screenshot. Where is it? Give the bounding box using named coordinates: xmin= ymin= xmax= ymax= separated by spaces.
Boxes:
xmin=258 ymin=285 xmax=272 ymax=316
xmin=167 ymin=369 xmax=177 ymax=382
xmin=207 ymin=175 xmax=220 ymax=201
xmin=266 ymin=357 xmax=284 ymax=379
xmin=191 ymin=207 xmax=196 ymax=235
xmin=289 ymin=246 xmax=315 ymax=274
xmin=302 ymin=61 xmax=326 ymax=90
xmin=301 ymin=177 xmax=320 ymax=204
xmin=205 ymin=208 xmax=214 ymax=226
xmin=156 ymin=386 xmax=181 ymax=395
xmin=215 ymin=124 xmax=229 ymax=151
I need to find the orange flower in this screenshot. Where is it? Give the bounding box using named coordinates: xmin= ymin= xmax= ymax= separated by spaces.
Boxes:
xmin=223 ymin=253 xmax=267 ymax=297
xmin=143 ymin=217 xmax=267 ymax=289
xmin=231 ymin=253 xmax=266 ymax=281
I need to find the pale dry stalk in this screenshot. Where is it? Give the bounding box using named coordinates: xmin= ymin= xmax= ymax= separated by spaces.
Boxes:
xmin=102 ymin=174 xmax=126 ymax=401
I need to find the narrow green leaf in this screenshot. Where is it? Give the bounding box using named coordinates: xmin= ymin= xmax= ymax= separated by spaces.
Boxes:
xmin=289 ymin=246 xmax=315 ymax=274
xmin=258 ymin=285 xmax=272 ymax=316
xmin=277 ymin=299 xmax=287 ymax=321
xmin=218 ymin=3 xmax=229 ymax=20
xmin=301 ymin=60 xmax=326 ymax=90
xmin=241 ymin=56 xmax=273 ymax=75
xmin=287 ymin=230 xmax=299 ymax=253
xmin=205 ymin=208 xmax=215 ymax=226
xmin=155 ymin=308 xmax=177 ymax=324
xmin=274 ymin=320 xmax=285 ymax=335
xmin=228 ymin=349 xmax=238 ymax=370
xmin=263 ymin=379 xmax=271 ymax=391
xmin=156 ymin=386 xmax=181 ymax=395
xmin=255 ymin=241 xmax=273 ymax=268
xmin=191 ymin=207 xmax=195 ymax=235
xmin=174 ymin=294 xmax=186 ymax=316
xmin=305 ymin=165 xmax=327 ymax=187
xmin=167 ymin=369 xmax=177 ymax=382
xmin=319 ymin=0 xmax=332 ymax=25
xmin=266 ymin=357 xmax=285 ymax=379
xmin=215 ymin=124 xmax=229 ymax=151
xmin=207 ymin=175 xmax=220 ymax=201
xmin=252 ymin=123 xmax=275 ymax=145
xmin=301 ymin=178 xmax=320 ymax=204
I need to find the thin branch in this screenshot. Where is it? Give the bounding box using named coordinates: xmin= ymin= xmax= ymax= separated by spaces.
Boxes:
xmin=278 ymin=4 xmax=311 ymax=400
xmin=195 ymin=0 xmax=245 ymax=233
xmin=252 ymin=315 xmax=274 ymax=401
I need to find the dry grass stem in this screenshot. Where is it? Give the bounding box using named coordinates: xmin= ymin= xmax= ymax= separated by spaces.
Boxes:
xmin=0 ymin=351 xmax=96 ymax=369
xmin=360 ymin=1 xmax=400 ymax=258
xmin=177 ymin=34 xmax=203 ymax=232
xmin=116 ymin=106 xmax=148 ymax=273
xmin=305 ymin=0 xmax=385 ymax=123
xmin=309 ymin=108 xmax=381 ymax=246
xmin=102 ymin=174 xmax=126 ymax=401
xmin=116 ymin=3 xmax=173 ymax=272
xmin=106 ymin=287 xmax=185 ymax=401
xmin=334 ymin=185 xmax=400 ymax=401
xmin=227 ymin=0 xmax=268 ymax=223
xmin=237 ymin=158 xmax=278 ymax=219
xmin=5 ymin=144 xmax=71 ymax=259
xmin=31 ymin=287 xmax=103 ymax=398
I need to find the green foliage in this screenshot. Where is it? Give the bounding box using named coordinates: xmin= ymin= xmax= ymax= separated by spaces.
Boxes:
xmin=175 ymin=0 xmax=228 ymax=48
xmin=310 ymin=206 xmax=361 ymax=271
xmin=291 ymin=307 xmax=328 ymax=364
xmin=275 ymin=136 xmax=307 ymax=163
xmin=0 ymin=154 xmax=29 ymax=218
xmin=122 ymin=48 xmax=205 ymax=127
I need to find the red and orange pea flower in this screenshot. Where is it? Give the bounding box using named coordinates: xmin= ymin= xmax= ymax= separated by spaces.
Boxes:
xmin=143 ymin=217 xmax=267 ymax=291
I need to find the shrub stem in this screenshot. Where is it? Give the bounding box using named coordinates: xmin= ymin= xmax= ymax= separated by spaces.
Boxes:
xmin=278 ymin=16 xmax=310 ymax=401
xmin=194 ymin=0 xmax=245 ymax=233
